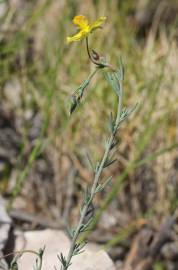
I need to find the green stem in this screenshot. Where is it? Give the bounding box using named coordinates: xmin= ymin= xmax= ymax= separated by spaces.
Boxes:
xmin=86 ymin=37 xmax=100 ymax=66
xmin=62 ymin=76 xmax=123 ymax=270
xmin=0 ymin=250 xmax=39 ymax=260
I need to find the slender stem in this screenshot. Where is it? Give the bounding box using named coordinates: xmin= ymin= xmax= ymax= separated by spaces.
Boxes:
xmin=87 ymin=67 xmax=98 ymax=81
xmin=86 ymin=37 xmax=92 ymax=62
xmin=63 ymin=205 xmax=88 ymax=269
xmin=37 ymin=253 xmax=43 ymax=270
xmin=73 ymin=68 xmax=98 ymax=98
xmin=85 ymin=37 xmax=100 ymax=66
xmin=0 ymin=250 xmax=39 ymax=260
xmin=63 ymin=140 xmax=113 ymax=270
xmin=85 ymin=37 xmax=105 ymax=67
xmin=63 ymin=35 xmax=123 ymax=270
xmin=62 ymin=81 xmax=123 ymax=270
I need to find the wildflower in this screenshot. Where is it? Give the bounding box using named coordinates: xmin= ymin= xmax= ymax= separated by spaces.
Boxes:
xmin=67 ymin=15 xmax=106 ymax=43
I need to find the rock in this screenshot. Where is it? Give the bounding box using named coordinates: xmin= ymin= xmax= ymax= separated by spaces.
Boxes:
xmin=4 ymin=79 xmax=21 ymax=107
xmin=0 ymin=198 xmax=12 ymax=270
xmin=161 ymin=242 xmax=178 ymax=260
xmin=15 ymin=229 xmax=116 ymax=270
xmin=0 ymin=198 xmax=11 ymax=251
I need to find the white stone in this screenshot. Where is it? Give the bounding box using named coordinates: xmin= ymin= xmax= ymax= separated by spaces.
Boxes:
xmin=15 ymin=229 xmax=115 ymax=270
xmin=0 ymin=198 xmax=11 ymax=251
xmin=4 ymin=79 xmax=21 ymax=107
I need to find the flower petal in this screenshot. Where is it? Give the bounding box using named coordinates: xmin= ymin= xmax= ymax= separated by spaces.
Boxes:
xmin=90 ymin=16 xmax=106 ymax=32
xmin=73 ymin=15 xmax=89 ymax=30
xmin=67 ymin=30 xmax=88 ymax=43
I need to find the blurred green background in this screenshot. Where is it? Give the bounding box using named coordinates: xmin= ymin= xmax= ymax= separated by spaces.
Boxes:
xmin=0 ymin=0 xmax=178 ymax=267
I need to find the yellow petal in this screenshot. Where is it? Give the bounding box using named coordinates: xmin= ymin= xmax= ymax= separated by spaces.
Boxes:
xmin=72 ymin=15 xmax=89 ymax=30
xmin=67 ymin=30 xmax=88 ymax=43
xmin=90 ymin=16 xmax=106 ymax=32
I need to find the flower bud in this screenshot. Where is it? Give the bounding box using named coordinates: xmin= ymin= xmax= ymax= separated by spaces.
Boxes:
xmin=91 ymin=49 xmax=100 ymax=61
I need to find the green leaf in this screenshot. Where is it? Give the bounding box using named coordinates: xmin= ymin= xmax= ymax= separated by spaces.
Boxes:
xmin=73 ymin=241 xmax=87 ymax=256
xmin=95 ymin=176 xmax=112 ymax=193
xmin=79 ymin=217 xmax=93 ymax=233
xmin=105 ymin=71 xmax=120 ymax=97
xmin=110 ymin=139 xmax=119 ymax=150
xmin=103 ymin=158 xmax=117 ymax=168
xmin=66 ymin=226 xmax=75 ymax=239
xmin=38 ymin=247 xmax=45 ymax=258
xmin=95 ymin=162 xmax=100 ymax=173
xmin=57 ymin=253 xmax=69 ymax=268
xmin=116 ymin=57 xmax=124 ymax=81
xmin=69 ymin=95 xmax=78 ymax=115
xmin=83 ymin=187 xmax=91 ymax=204
xmin=120 ymin=103 xmax=138 ymax=122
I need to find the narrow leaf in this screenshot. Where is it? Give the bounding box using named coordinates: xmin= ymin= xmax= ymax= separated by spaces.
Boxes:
xmin=110 ymin=139 xmax=119 ymax=150
xmin=95 ymin=176 xmax=112 ymax=193
xmin=86 ymin=152 xmax=95 ymax=171
xmin=104 ymin=158 xmax=117 ymax=168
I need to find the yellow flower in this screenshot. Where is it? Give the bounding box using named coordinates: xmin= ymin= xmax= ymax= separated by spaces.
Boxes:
xmin=67 ymin=15 xmax=106 ymax=43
